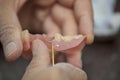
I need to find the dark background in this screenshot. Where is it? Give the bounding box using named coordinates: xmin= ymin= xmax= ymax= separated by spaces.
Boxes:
xmin=0 ymin=0 xmax=120 ymax=80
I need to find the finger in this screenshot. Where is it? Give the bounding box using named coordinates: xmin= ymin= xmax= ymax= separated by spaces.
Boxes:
xmin=29 ymin=7 xmax=50 ymax=33
xmin=29 ymin=39 xmax=50 ymax=69
xmin=74 ymin=0 xmax=94 ymax=44
xmin=43 ymin=16 xmax=61 ymax=37
xmin=66 ymin=51 xmax=82 ymax=68
xmin=35 ymin=8 xmax=50 ymax=23
xmin=62 ymin=13 xmax=78 ymax=36
xmin=52 ymin=4 xmax=78 ymax=36
xmin=58 ymin=0 xmax=74 ymax=8
xmin=52 ymin=4 xmax=83 ymax=67
xmin=0 ymin=1 xmax=23 ymax=61
xmin=65 ymin=40 xmax=85 ymax=68
xmin=33 ymin=0 xmax=56 ymax=7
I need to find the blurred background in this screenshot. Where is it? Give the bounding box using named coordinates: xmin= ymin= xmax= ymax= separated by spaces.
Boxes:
xmin=0 ymin=0 xmax=120 ymax=80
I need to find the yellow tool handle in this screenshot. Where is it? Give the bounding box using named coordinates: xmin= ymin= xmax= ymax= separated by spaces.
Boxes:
xmin=52 ymin=44 xmax=55 ymax=66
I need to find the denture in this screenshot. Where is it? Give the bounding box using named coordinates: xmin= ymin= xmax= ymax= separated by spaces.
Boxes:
xmin=22 ymin=30 xmax=86 ymax=52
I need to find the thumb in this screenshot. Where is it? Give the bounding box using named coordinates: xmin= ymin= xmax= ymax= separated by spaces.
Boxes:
xmin=30 ymin=39 xmax=50 ymax=69
xmin=22 ymin=40 xmax=50 ymax=80
xmin=0 ymin=1 xmax=23 ymax=61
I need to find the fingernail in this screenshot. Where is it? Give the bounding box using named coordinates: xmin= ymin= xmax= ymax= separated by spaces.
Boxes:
xmin=4 ymin=42 xmax=17 ymax=57
xmin=86 ymin=34 xmax=94 ymax=44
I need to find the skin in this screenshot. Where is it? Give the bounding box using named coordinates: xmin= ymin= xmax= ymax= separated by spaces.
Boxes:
xmin=0 ymin=0 xmax=93 ymax=79
xmin=22 ymin=39 xmax=87 ymax=80
xmin=0 ymin=0 xmax=93 ymax=65
xmin=22 ymin=31 xmax=85 ymax=67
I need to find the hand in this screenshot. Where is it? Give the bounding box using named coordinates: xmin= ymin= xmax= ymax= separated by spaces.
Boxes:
xmin=19 ymin=0 xmax=94 ymax=43
xmin=19 ymin=0 xmax=93 ymax=67
xmin=0 ymin=0 xmax=55 ymax=61
xmin=22 ymin=39 xmax=87 ymax=80
xmin=0 ymin=0 xmax=93 ymax=63
xmin=0 ymin=0 xmax=25 ymax=61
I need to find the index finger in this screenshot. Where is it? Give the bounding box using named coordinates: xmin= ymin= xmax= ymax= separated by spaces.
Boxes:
xmin=74 ymin=0 xmax=94 ymax=44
